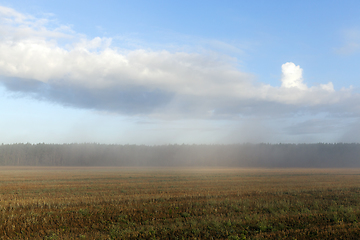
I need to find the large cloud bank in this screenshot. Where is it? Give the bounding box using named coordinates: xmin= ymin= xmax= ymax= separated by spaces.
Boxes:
xmin=0 ymin=6 xmax=356 ymax=118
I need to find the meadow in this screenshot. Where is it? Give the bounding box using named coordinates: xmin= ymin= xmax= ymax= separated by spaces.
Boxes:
xmin=0 ymin=167 xmax=360 ymax=239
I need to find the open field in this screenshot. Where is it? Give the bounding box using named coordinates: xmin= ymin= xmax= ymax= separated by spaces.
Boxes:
xmin=1 ymin=168 xmax=360 ymax=239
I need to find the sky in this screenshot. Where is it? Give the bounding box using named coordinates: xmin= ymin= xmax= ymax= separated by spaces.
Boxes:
xmin=0 ymin=0 xmax=360 ymax=144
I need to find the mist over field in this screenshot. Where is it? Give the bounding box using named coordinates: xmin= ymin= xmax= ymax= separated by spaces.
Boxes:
xmin=1 ymin=143 xmax=359 ymax=168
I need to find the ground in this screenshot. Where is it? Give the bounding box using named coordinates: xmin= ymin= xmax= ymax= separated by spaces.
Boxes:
xmin=0 ymin=167 xmax=360 ymax=239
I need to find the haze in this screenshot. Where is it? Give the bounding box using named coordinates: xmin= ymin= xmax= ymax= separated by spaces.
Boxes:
xmin=1 ymin=1 xmax=360 ymax=144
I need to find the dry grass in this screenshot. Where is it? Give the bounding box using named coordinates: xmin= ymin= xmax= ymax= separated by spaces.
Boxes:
xmin=0 ymin=167 xmax=360 ymax=239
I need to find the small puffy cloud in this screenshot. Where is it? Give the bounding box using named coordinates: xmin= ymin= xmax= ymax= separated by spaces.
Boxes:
xmin=281 ymin=62 xmax=307 ymax=90
xmin=0 ymin=5 xmax=357 ymax=119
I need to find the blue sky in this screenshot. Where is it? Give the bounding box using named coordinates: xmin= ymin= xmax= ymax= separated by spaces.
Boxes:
xmin=0 ymin=0 xmax=360 ymax=144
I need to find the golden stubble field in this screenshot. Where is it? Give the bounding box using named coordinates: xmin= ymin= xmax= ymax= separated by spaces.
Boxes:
xmin=0 ymin=167 xmax=360 ymax=239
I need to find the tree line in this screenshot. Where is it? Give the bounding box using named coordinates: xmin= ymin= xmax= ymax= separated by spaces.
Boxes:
xmin=0 ymin=143 xmax=358 ymax=167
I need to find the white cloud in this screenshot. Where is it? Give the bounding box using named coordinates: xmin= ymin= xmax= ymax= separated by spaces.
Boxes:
xmin=280 ymin=62 xmax=307 ymax=90
xmin=0 ymin=6 xmax=30 ymax=24
xmin=0 ymin=5 xmax=72 ymax=42
xmin=258 ymin=62 xmax=339 ymax=105
xmin=0 ymin=5 xmax=356 ymax=118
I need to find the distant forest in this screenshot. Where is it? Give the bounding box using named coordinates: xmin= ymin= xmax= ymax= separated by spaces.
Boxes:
xmin=0 ymin=143 xmax=359 ymax=167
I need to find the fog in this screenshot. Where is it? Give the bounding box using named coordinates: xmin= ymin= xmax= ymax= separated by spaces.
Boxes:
xmin=0 ymin=143 xmax=359 ymax=168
